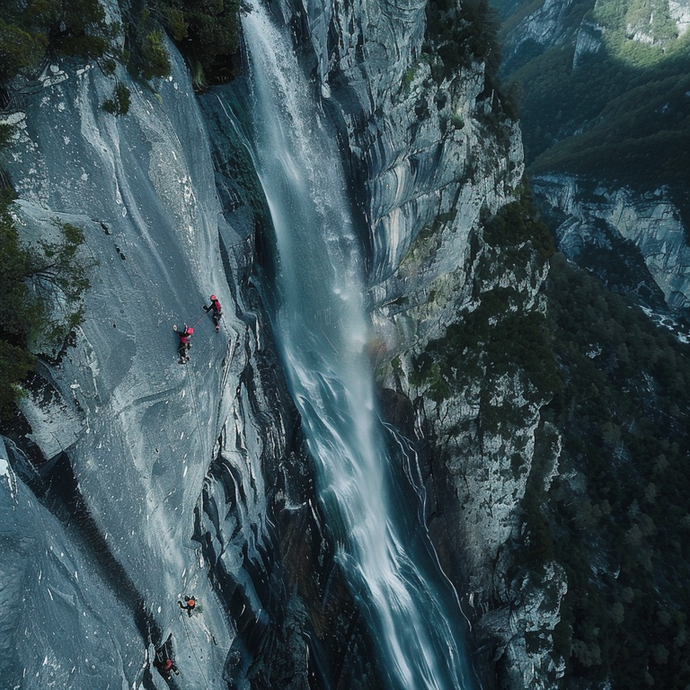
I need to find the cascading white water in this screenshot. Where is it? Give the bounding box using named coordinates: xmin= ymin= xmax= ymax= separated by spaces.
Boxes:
xmin=240 ymin=3 xmax=475 ymax=688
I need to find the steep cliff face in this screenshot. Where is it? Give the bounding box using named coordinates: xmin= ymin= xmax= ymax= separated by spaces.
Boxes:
xmin=499 ymin=0 xmax=592 ymax=73
xmin=534 ymin=174 xmax=690 ymax=317
xmin=0 ymin=21 xmax=317 ymax=688
xmin=286 ymin=0 xmax=523 ymax=308
xmin=273 ymin=0 xmax=567 ymax=687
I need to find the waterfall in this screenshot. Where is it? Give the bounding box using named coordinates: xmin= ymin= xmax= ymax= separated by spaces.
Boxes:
xmin=238 ymin=3 xmax=475 ymax=688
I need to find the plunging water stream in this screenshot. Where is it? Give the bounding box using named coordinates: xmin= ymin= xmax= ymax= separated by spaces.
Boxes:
xmin=238 ymin=3 xmax=475 ymax=688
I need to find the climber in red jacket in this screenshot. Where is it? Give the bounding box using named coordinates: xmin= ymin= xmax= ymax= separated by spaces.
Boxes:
xmin=203 ymin=294 xmax=222 ymax=332
xmin=173 ymin=325 xmax=194 ymax=363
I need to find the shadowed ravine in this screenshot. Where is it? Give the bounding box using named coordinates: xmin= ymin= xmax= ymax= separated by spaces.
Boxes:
xmin=234 ymin=3 xmax=476 ymax=688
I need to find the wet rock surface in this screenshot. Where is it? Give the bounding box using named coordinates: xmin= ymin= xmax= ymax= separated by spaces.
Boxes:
xmin=275 ymin=0 xmax=567 ymax=687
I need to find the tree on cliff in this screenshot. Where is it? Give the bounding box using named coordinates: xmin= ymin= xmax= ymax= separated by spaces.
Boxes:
xmin=0 ymin=191 xmax=91 ymax=417
xmin=0 ymin=0 xmax=119 ymax=85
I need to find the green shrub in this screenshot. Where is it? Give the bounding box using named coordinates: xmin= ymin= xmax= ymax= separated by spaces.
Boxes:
xmin=102 ymin=82 xmax=131 ymax=115
xmin=0 ymin=192 xmax=92 ymax=415
xmin=0 ymin=124 xmax=14 ymax=150
xmin=0 ymin=19 xmax=48 ymax=81
xmin=425 ymin=0 xmax=502 ymax=79
xmin=124 ymin=0 xmax=241 ymax=88
xmin=139 ymin=29 xmax=171 ymax=80
xmin=33 ymin=220 xmax=92 ymax=306
xmin=0 ymin=342 xmax=36 ymax=416
xmin=161 ymin=7 xmax=187 ymax=41
xmin=0 ymin=0 xmax=123 ymax=91
xmin=0 ymin=191 xmax=43 ymax=416
xmin=482 ymin=184 xmax=555 ymax=257
xmin=172 ymin=0 xmax=240 ymax=86
xmin=1 ymin=0 xmax=242 ymax=96
xmin=0 ymin=194 xmax=43 ymax=340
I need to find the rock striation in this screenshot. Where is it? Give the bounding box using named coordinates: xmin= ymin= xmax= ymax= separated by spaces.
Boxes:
xmin=0 ymin=0 xmax=577 ymax=688
xmin=271 ymin=0 xmax=569 ymax=687
xmin=534 ymin=174 xmax=690 ymax=313
xmin=0 ymin=23 xmax=318 ymax=689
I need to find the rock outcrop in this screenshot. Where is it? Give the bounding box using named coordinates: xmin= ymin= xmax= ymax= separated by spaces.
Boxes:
xmin=273 ymin=0 xmax=569 ymax=686
xmin=534 ymin=174 xmax=690 ymax=315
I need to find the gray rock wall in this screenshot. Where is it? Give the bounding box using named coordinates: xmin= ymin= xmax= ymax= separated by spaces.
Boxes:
xmin=1 ymin=31 xmax=299 ymax=689
xmin=535 ymin=174 xmax=690 ymax=312
xmin=0 ymin=437 xmax=145 ymax=688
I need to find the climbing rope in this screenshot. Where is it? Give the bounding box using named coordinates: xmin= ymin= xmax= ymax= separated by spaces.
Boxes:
xmin=183 ymin=356 xmax=212 ymax=464
xmin=191 ymin=311 xmax=207 ymax=329
xmin=179 ymin=607 xmax=213 ymax=690
xmin=176 ymin=307 xmax=211 ymax=336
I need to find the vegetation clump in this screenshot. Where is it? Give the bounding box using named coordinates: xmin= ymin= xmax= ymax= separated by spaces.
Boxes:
xmin=410 ymin=188 xmax=558 ymax=411
xmin=0 ymin=191 xmax=91 ymax=417
xmin=137 ymin=27 xmax=171 ymax=81
xmin=0 ymin=0 xmax=241 ymax=106
xmin=515 ymin=253 xmax=690 ymax=689
xmin=102 ymin=81 xmax=131 ymax=115
xmin=424 ymin=0 xmax=502 ymax=81
xmin=0 ymin=191 xmax=43 ymax=416
xmin=133 ymin=0 xmax=241 ymax=88
xmin=423 ymin=0 xmax=519 ymax=121
xmin=0 ymin=0 xmax=121 ymax=85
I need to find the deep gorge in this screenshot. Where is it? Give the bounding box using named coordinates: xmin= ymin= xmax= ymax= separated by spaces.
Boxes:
xmin=2 ymin=0 xmax=690 ymax=689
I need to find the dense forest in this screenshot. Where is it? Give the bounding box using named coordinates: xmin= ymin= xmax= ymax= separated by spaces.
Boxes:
xmin=493 ymin=0 xmax=690 ymax=202
xmin=540 ymin=253 xmax=690 ymax=688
